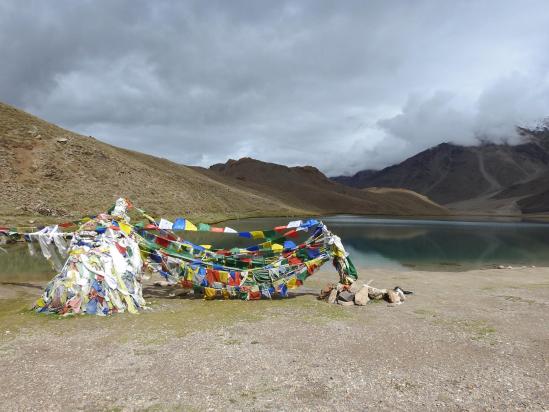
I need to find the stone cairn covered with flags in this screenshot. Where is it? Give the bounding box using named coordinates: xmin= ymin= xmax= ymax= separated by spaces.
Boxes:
xmin=4 ymin=198 xmax=372 ymax=315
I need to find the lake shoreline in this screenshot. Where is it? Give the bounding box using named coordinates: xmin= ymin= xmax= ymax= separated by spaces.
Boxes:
xmin=3 ymin=209 xmax=549 ymax=229
xmin=0 ymin=266 xmax=548 ymax=410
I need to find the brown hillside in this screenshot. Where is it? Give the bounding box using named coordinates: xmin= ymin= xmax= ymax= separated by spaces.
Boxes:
xmin=197 ymin=157 xmax=448 ymax=216
xmin=0 ymin=102 xmax=447 ymax=224
xmin=0 ymin=102 xmax=299 ymax=223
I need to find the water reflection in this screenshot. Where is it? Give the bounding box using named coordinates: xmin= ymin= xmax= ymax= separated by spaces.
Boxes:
xmin=2 ymin=215 xmax=549 ymax=281
xmin=0 ymin=243 xmax=54 ymax=282
xmin=321 ymin=216 xmax=549 ymax=270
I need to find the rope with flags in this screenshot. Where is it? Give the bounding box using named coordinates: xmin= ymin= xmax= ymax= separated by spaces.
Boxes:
xmin=2 ymin=198 xmax=358 ymax=315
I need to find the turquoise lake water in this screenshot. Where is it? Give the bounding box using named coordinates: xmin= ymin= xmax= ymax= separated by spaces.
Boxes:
xmin=2 ymin=215 xmax=549 ymax=281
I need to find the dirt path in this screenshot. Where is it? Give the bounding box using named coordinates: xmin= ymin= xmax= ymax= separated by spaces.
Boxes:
xmin=0 ymin=267 xmax=548 ymax=411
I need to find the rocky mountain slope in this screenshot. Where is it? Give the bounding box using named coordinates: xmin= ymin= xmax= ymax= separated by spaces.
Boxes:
xmin=0 ymin=102 xmax=299 ymax=223
xmin=0 ymin=102 xmax=447 ymax=224
xmin=332 ymin=128 xmax=549 ymax=214
xmin=196 ymin=157 xmax=448 ymax=216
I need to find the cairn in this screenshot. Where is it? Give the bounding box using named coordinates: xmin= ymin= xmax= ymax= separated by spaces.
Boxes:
xmin=319 ymin=281 xmax=411 ymax=306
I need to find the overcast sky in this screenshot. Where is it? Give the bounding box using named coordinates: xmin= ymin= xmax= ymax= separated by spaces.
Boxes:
xmin=2 ymin=1 xmax=549 ymax=175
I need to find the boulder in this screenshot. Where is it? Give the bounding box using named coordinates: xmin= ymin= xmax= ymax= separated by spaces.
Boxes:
xmin=386 ymin=289 xmax=400 ymax=303
xmin=354 ymin=286 xmax=370 ymax=306
xmin=337 ymin=300 xmax=355 ymax=306
xmin=338 ymin=290 xmax=355 ymax=302
xmin=350 ymin=281 xmax=364 ymax=294
xmin=319 ymin=283 xmax=335 ymax=300
xmin=368 ymin=287 xmax=387 ymax=300
xmin=328 ymin=288 xmax=338 ymax=304
xmin=395 ymin=288 xmax=406 ymax=301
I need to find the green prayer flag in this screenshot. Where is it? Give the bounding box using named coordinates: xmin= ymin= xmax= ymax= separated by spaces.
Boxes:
xmin=198 ymin=223 xmax=211 ymax=231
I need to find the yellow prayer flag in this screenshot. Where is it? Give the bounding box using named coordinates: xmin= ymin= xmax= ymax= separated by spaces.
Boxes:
xmin=271 ymin=243 xmax=283 ymax=252
xmin=204 ymin=287 xmax=216 ymax=300
xmin=119 ymin=222 xmax=132 ymax=235
xmin=286 ymin=277 xmax=298 ymax=289
xmin=219 ymin=271 xmax=229 ymax=284
xmin=251 ymin=231 xmax=264 ymax=239
xmin=185 ymin=221 xmax=197 ymax=231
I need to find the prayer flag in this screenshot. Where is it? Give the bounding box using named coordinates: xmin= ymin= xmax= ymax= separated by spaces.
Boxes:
xmin=251 ymin=231 xmax=264 ymax=239
xmin=198 ymin=223 xmax=211 ymax=231
xmin=158 ymin=219 xmax=173 ymax=230
xmin=172 ymin=218 xmax=186 ymax=230
xmin=119 ymin=222 xmax=132 ymax=235
xmin=271 ymin=243 xmax=283 ymax=252
xmin=287 ymin=220 xmax=302 ymax=228
xmin=283 ymin=240 xmax=296 ymax=250
xmin=286 ymin=277 xmax=298 ymax=289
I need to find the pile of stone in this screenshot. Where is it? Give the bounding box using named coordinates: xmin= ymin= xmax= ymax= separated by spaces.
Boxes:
xmin=319 ymin=282 xmax=409 ymax=306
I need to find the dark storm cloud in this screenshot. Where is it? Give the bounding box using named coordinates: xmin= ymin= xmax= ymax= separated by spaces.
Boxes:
xmin=1 ymin=0 xmax=549 ymax=175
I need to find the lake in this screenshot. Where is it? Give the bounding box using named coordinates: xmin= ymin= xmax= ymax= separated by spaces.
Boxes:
xmin=2 ymin=215 xmax=549 ymax=282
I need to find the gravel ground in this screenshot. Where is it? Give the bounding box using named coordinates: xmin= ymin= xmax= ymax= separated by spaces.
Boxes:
xmin=0 ymin=267 xmax=548 ymax=411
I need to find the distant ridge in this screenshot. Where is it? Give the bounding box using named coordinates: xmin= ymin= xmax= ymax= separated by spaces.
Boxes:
xmin=0 ymin=102 xmax=447 ymax=223
xmin=195 ymin=157 xmax=448 ymax=216
xmin=332 ymin=128 xmax=549 ymax=214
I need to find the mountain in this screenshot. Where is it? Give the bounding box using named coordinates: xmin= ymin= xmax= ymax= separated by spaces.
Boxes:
xmin=195 ymin=157 xmax=448 ymax=216
xmin=332 ymin=169 xmax=377 ymax=187
xmin=0 ymin=102 xmax=301 ymax=223
xmin=332 ymin=128 xmax=549 ymax=214
xmin=0 ymin=102 xmax=447 ymax=224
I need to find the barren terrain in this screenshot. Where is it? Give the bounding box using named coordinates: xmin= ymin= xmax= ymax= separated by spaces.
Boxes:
xmin=0 ymin=266 xmax=547 ymax=411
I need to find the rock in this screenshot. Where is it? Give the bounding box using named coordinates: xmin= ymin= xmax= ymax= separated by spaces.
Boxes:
xmin=386 ymin=289 xmax=400 ymax=303
xmin=368 ymin=287 xmax=387 ymax=300
xmin=56 ymin=137 xmax=68 ymax=143
xmin=350 ymin=281 xmax=364 ymax=294
xmin=354 ymin=286 xmax=370 ymax=306
xmin=319 ymin=283 xmax=335 ymax=300
xmin=328 ymin=288 xmax=338 ymax=304
xmin=337 ymin=300 xmax=355 ymax=306
xmin=153 ymin=280 xmax=170 ymax=287
xmin=338 ymin=290 xmax=355 ymax=302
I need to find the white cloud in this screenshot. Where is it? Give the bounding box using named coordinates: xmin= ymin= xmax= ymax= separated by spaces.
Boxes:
xmin=1 ymin=0 xmax=549 ymax=174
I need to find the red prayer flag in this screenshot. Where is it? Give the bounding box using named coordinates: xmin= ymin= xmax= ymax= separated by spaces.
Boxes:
xmin=283 ymin=229 xmax=299 ymax=238
xmin=115 ymin=242 xmax=127 ymax=255
xmin=155 ymin=236 xmax=170 ymax=248
xmin=248 ymin=290 xmax=261 ymax=300
xmin=288 ymin=256 xmax=302 ymax=265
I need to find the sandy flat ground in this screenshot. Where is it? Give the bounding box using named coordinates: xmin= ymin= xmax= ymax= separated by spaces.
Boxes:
xmin=0 ymin=266 xmax=548 ymax=411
